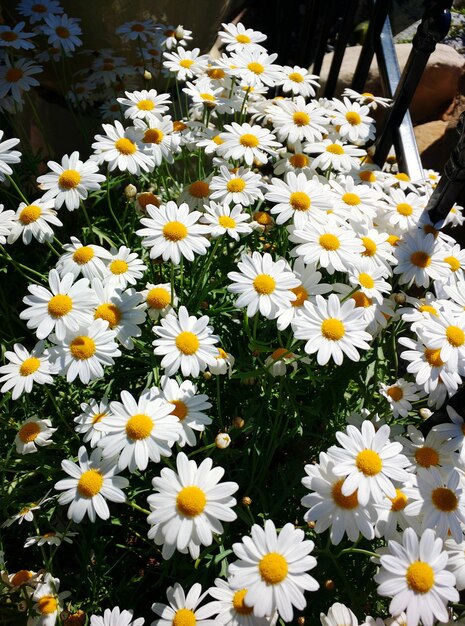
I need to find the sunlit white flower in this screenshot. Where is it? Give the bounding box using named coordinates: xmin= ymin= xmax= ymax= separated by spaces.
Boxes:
xmin=208 ymin=348 xmax=235 ymax=376
xmin=417 ymin=308 xmax=465 ymax=373
xmin=24 ymin=530 xmax=76 ymax=548
xmin=136 ymin=116 xmax=180 ymax=166
xmin=218 ymin=22 xmax=267 ymax=52
xmin=31 ymin=573 xmax=70 ymax=626
xmin=384 ymin=188 xmax=425 ymax=232
xmin=147 ymin=452 xmax=238 ymax=559
xmin=320 ymin=602 xmax=359 ymax=626
xmin=56 ymin=237 xmax=112 ymax=280
xmin=348 ymin=261 xmax=392 ymax=304
xmin=90 ymin=606 xmax=144 ymax=626
xmin=0 ymin=341 xmax=53 ymax=399
xmin=278 ymin=65 xmax=319 ymax=97
xmin=207 ymin=577 xmax=273 ymax=626
xmin=330 ymin=97 xmax=375 ymax=143
xmin=0 ymin=131 xmax=21 ymax=182
xmin=342 ymin=88 xmax=392 ymax=110
xmin=15 ymin=416 xmax=56 ymax=455
xmin=0 ymin=204 xmax=15 ymax=243
xmin=8 ymin=199 xmax=62 ymax=245
xmin=117 ymin=89 xmax=171 ymax=122
xmin=228 ymin=48 xmax=281 ymax=88
xmin=445 ymin=537 xmax=465 ymax=590
xmin=209 ymin=165 xmax=263 ymax=206
xmin=91 ymin=120 xmax=154 ymax=174
xmin=103 ymin=246 xmax=146 ymax=289
xmin=379 ymin=378 xmax=421 ymax=417
xmin=305 ymin=139 xmax=365 ymax=172
xmin=163 ymin=48 xmax=209 ymax=81
xmin=396 ymin=425 xmax=457 ymax=474
xmin=141 ymin=282 xmax=177 ymax=321
xmin=219 ymin=122 xmax=280 ymax=166
xmin=151 ymin=583 xmax=218 ymax=626
xmin=393 ymin=230 xmax=449 ymax=288
xmin=202 ymin=202 xmax=252 ymax=241
xmin=373 ymin=484 xmax=419 ymax=540
xmin=74 ymin=397 xmax=112 ymax=448
xmin=433 ymin=405 xmax=465 ymax=462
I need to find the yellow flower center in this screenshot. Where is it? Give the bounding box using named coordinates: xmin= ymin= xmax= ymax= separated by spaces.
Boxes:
xmin=253 ymin=274 xmax=276 ymax=295
xmin=175 ymin=331 xmax=200 ymax=355
xmin=207 ymin=68 xmax=226 ymax=79
xmin=176 ymin=485 xmax=207 ymax=516
xmin=446 ymin=325 xmax=465 ymax=347
xmin=218 ymin=215 xmax=236 ymax=229
xmin=18 ymin=422 xmax=41 ymax=443
xmin=11 ymin=570 xmax=32 ymax=586
xmin=200 ymin=93 xmax=216 ymax=103
xmin=424 ymin=224 xmax=439 ymax=238
xmin=352 ymin=291 xmax=372 ymax=308
xmin=247 ymin=61 xmax=264 ymax=74
xmin=125 ymin=413 xmax=153 ymax=440
xmin=445 ymin=256 xmax=461 ymax=272
xmin=331 ymin=478 xmax=358 ymax=509
xmin=410 ymin=251 xmax=431 ymax=268
xmin=291 ymin=284 xmax=308 ymax=307
xmin=290 ymin=191 xmax=311 ymax=212
xmin=179 ymin=59 xmax=194 ymax=69
xmin=173 ymin=121 xmax=187 ymax=132
xmin=259 ymin=552 xmax=288 ymax=584
xmin=418 ymin=304 xmax=438 ymax=316
xmin=226 ymin=177 xmax=246 ymax=193
xmin=58 ymin=169 xmax=81 ymax=190
xmin=137 ymin=99 xmax=154 ymax=111
xmin=288 ymin=71 xmax=304 ymax=82
xmin=56 ymin=26 xmax=70 ymax=38
xmin=271 ymin=347 xmax=292 ymax=361
xmin=361 ymin=237 xmax=377 ymax=256
xmin=359 ymin=170 xmax=376 ymax=183
xmin=92 ymin=412 xmax=107 ymax=424
xmin=424 ymin=348 xmax=444 ymax=368
xmin=217 ymin=347 xmax=228 ymax=360
xmin=138 ymin=192 xmax=160 ymax=208
xmin=236 ymin=33 xmax=251 ymax=43
xmin=431 ymin=486 xmax=458 ymax=512
xmin=19 ymin=357 xmax=41 ymax=376
xmin=326 ymin=143 xmax=344 ymax=155
xmin=232 ymin=589 xmax=253 ymax=615
xmin=396 ymin=203 xmax=413 ymax=216
xmin=94 ymin=303 xmax=121 ymax=329
xmin=212 ymin=135 xmax=224 ymax=145
xmin=387 ymin=385 xmax=403 ymax=402
xmin=38 ymin=596 xmax=58 ymax=615
xmin=172 ymin=609 xmax=196 ymax=626
xmin=143 ymin=129 xmax=164 ymax=144
xmin=48 ymin=294 xmax=73 ymax=318
xmin=19 ymin=205 xmax=41 ymax=225
xmin=342 ymin=192 xmax=361 ymax=206
xmin=253 ymin=211 xmax=273 ymax=225
xmin=406 ymin=561 xmax=434 ymax=593
xmin=319 ymin=233 xmax=340 ymax=250
xmin=73 ymin=246 xmax=94 ymax=264
xmin=355 ymin=449 xmax=382 ymax=475
xmin=70 ymin=336 xmax=96 ymax=360
xmin=293 ymin=111 xmax=310 ymax=126
xmin=289 ymin=153 xmax=309 ymax=168
xmin=115 ymin=137 xmax=137 ymax=155
xmin=147 ymin=287 xmax=170 ymax=310
xmin=387 ymin=235 xmax=400 ymax=246
xmin=396 ymin=173 xmax=410 ymax=182
xmin=77 ymin=469 xmax=104 ymax=498
xmin=189 ymin=181 xmax=210 ymax=198
xmin=163 ymin=221 xmax=188 ymax=241
xmin=390 ymin=488 xmax=408 ymax=511
xmin=1 ymin=31 xmax=18 ymax=41
xmin=239 ymin=133 xmax=259 ymax=148
xmin=109 ymin=259 xmax=128 ymax=275
xmin=170 ymin=400 xmax=188 ymax=421
xmin=6 ymin=67 xmax=24 ymax=83
xmin=358 ymin=273 xmax=374 ymax=289
xmin=345 ymin=111 xmax=362 ymax=125
xmin=321 ymin=318 xmax=345 ymax=340
xmin=415 ymin=446 xmax=439 ymax=468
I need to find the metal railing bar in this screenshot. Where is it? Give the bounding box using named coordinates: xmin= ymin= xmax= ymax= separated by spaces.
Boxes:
xmin=324 ymin=0 xmax=359 ymax=98
xmin=312 ymin=1 xmax=336 ymax=77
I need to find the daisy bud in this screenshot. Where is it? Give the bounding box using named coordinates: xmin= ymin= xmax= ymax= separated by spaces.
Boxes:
xmin=17 ymin=601 xmax=28 ymax=612
xmin=200 ymin=301 xmax=209 ymax=309
xmin=324 ymin=579 xmax=335 ymax=590
xmin=215 ymin=433 xmax=231 ymax=449
xmin=307 ymin=520 xmax=316 ymax=529
xmin=419 ymin=407 xmax=433 ymax=420
xmin=124 ymin=184 xmax=137 ymax=199
xmin=202 ymin=371 xmax=212 ymax=380
xmin=394 ymin=292 xmax=406 ymax=305
xmin=143 ymin=70 xmax=152 ymax=80
xmin=297 ymin=618 xmax=305 ymax=626
xmin=232 ymin=416 xmax=244 ymax=429
xmin=242 ymin=496 xmax=252 ymax=506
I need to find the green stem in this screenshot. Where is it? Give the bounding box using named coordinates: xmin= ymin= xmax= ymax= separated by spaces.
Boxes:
xmin=126 ymin=500 xmax=150 ymax=516
xmin=7 ymin=175 xmax=29 ymax=204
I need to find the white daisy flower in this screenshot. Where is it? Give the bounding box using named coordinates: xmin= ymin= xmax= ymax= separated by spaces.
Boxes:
xmin=0 ymin=130 xmax=21 ymax=181
xmin=439 ymin=242 xmax=465 ymax=285
xmin=183 ymin=79 xmax=229 ymax=113
xmin=74 ymin=397 xmax=112 ymax=448
xmin=304 ymin=139 xmax=366 ymax=172
xmin=201 ymin=202 xmax=252 ymax=241
xmin=1 ymin=569 xmax=40 ymax=591
xmin=24 ymin=530 xmax=76 ymax=548
xmin=265 ymin=172 xmax=332 ymax=228
xmin=374 ymin=527 xmax=458 ymax=626
xmin=97 ymin=389 xmax=181 ymax=473
xmin=228 ymin=48 xmax=281 ymax=88
xmin=17 ymin=0 xmax=64 ymax=24
xmin=273 ymin=149 xmax=313 ymax=176
xmin=56 ymin=236 xmax=112 ymax=280
xmin=445 ymin=537 xmax=465 ymax=590
xmin=142 ymin=282 xmax=177 ymax=321
xmin=92 ymin=279 xmax=146 ymax=349
xmin=278 ymin=65 xmax=319 ymax=97
xmin=384 ymin=189 xmax=425 ymax=232
xmin=289 ymin=218 xmax=363 ymax=274
xmin=163 ymin=47 xmax=209 ymax=82
xmin=219 ymin=122 xmax=280 ymax=166
xmin=292 ymin=294 xmax=372 ymax=365
xmin=15 ymin=416 xmax=56 ymax=455
xmin=160 ymin=377 xmax=212 ymax=447
xmin=228 ymin=518 xmax=319 ymax=622
xmin=270 ymin=97 xmax=329 ymax=144
xmin=8 ymin=199 xmax=62 ymax=245
xmin=55 ymin=446 xmax=128 ymax=523
xmin=47 ymin=319 xmax=121 ymax=384
xmin=218 ymin=22 xmax=267 ymax=52
xmin=0 ymin=341 xmax=54 ymax=399
xmin=91 ymin=120 xmax=154 ymax=175
xmin=178 ymin=177 xmax=213 ymax=210
xmin=152 ymin=306 xmax=219 ymax=377
xmin=342 ymin=88 xmax=392 ymax=110
xmin=151 ymin=583 xmax=218 ymax=626
xmin=329 ymin=176 xmax=381 ymax=226
xmin=320 ymin=602 xmax=359 ymax=626
xmin=355 ymin=228 xmax=396 ymax=273
xmin=136 ymin=116 xmax=180 ymax=167
xmin=20 ymin=269 xmax=96 ymax=341
xmin=31 ymin=573 xmax=70 ymax=626
xmin=90 ymin=606 xmax=144 ymax=626
xmin=0 ymin=204 xmax=16 ymax=243
xmin=404 ymin=467 xmax=465 ymax=543
xmin=103 ymin=246 xmax=146 ymax=289
xmin=209 ymin=165 xmax=264 ymax=206
xmin=117 ymin=89 xmax=171 ymax=122
xmin=433 ymin=405 xmax=465 ymax=462
xmin=116 ymin=19 xmax=157 ymax=43
xmin=330 ymin=97 xmax=375 ymax=143
xmin=207 ymin=577 xmax=273 ymax=626
xmin=147 ymin=451 xmax=238 ymax=559
xmin=397 ymin=425 xmax=457 ymax=474
xmin=302 ymin=452 xmax=375 ymax=545
xmin=393 ymin=230 xmax=449 ymax=288
xmin=373 ymin=484 xmax=420 ymax=540
xmin=37 ymin=151 xmax=105 ymax=211
xmin=379 ymin=379 xmax=421 ymax=417
xmin=0 ymin=57 xmax=42 ymax=102
xmin=327 ymin=420 xmax=410 ymax=505
xmin=348 ymin=261 xmax=392 ymax=304
xmin=41 ymin=14 xmax=82 ymax=55
xmin=208 ymin=347 xmax=235 ymax=376
xmin=417 ymin=308 xmax=465 ymax=373
xmin=228 ymin=251 xmax=299 ymax=319
xmin=156 ymin=25 xmax=193 ymax=51
xmin=264 ymin=347 xmax=298 ymax=377
xmin=137 ymin=201 xmax=210 ymax=266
